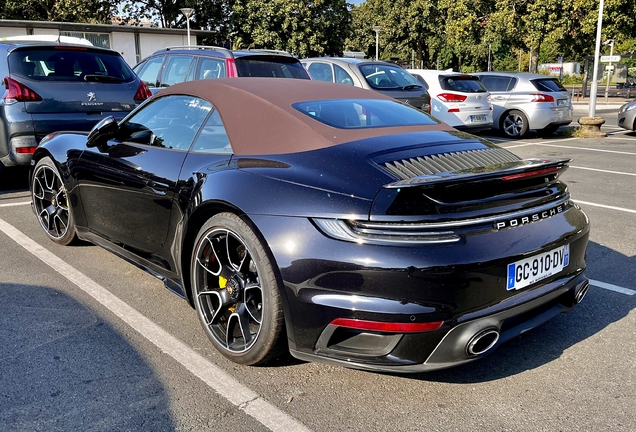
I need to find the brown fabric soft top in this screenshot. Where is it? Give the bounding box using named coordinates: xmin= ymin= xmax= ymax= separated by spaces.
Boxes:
xmin=159 ymin=78 xmax=453 ymax=155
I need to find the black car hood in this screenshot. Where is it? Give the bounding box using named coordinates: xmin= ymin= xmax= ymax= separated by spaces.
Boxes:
xmin=232 ymin=130 xmax=498 ymax=200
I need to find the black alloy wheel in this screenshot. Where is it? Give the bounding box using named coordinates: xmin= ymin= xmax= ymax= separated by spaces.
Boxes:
xmin=502 ymin=110 xmax=529 ymax=138
xmin=191 ymin=213 xmax=285 ymax=365
xmin=31 ymin=157 xmax=77 ymax=245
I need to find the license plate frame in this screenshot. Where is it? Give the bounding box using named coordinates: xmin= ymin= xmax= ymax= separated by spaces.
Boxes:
xmin=506 ymin=244 xmax=570 ymax=291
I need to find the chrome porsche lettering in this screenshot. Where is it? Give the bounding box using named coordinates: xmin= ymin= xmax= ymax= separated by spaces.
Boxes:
xmin=494 ymin=203 xmax=566 ymax=230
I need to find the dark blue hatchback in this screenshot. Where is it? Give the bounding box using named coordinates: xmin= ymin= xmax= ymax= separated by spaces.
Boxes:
xmin=0 ymin=41 xmax=151 ymax=176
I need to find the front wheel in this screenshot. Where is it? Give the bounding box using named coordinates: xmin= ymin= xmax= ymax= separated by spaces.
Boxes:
xmin=501 ymin=110 xmax=529 ymax=138
xmin=191 ymin=213 xmax=286 ymax=365
xmin=31 ymin=157 xmax=77 ymax=245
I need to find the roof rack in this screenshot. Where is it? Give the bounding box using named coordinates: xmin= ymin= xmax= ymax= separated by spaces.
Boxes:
xmin=165 ymin=45 xmax=231 ymax=53
xmin=244 ymin=48 xmax=294 ymax=57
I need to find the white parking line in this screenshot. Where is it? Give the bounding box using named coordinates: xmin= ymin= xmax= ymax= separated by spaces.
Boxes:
xmin=590 ymin=280 xmax=636 ymax=296
xmin=573 ymin=200 xmax=636 ymax=214
xmin=570 ymin=166 xmax=636 ymax=177
xmin=0 ymin=201 xmax=31 ymax=207
xmin=0 ymin=217 xmax=312 ymax=432
xmin=537 ymin=143 xmax=636 ymax=156
xmin=501 ymin=143 xmax=536 ymax=149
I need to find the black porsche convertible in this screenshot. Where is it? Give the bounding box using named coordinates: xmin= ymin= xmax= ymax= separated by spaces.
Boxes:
xmin=30 ymin=78 xmax=589 ymax=372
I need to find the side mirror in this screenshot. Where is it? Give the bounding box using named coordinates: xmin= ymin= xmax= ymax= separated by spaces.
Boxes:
xmin=87 ymin=116 xmax=118 ymax=148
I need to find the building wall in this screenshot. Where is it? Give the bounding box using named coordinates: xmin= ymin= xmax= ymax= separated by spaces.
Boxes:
xmin=111 ymin=32 xmax=137 ymax=66
xmin=138 ymin=33 xmax=193 ymax=61
xmin=0 ymin=26 xmax=28 ymax=37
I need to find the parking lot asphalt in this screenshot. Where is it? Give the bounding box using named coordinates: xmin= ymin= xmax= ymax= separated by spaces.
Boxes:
xmin=1 ymin=119 xmax=634 ymax=431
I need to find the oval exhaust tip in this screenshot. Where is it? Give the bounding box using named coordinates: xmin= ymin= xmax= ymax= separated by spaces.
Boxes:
xmin=466 ymin=328 xmax=500 ymax=356
xmin=575 ymin=281 xmax=590 ymax=304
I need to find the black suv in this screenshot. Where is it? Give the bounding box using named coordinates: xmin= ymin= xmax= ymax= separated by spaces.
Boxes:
xmin=0 ymin=41 xmax=151 ymax=177
xmin=133 ymin=46 xmax=311 ymax=93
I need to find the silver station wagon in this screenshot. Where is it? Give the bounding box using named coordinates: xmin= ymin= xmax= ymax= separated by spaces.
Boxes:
xmin=473 ymin=72 xmax=573 ymax=138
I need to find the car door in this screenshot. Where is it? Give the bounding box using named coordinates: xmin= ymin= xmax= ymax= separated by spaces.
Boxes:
xmin=306 ymin=62 xmax=334 ymax=83
xmin=479 ymin=75 xmax=513 ymax=123
xmin=80 ymin=94 xmax=212 ymax=259
xmin=158 ymin=55 xmax=195 ymax=88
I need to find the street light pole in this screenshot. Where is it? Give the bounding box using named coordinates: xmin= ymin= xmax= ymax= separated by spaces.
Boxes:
xmin=180 ymin=8 xmax=194 ymax=46
xmin=372 ymin=26 xmax=382 ymax=61
xmin=604 ymin=39 xmax=614 ymax=103
xmin=588 ymin=0 xmax=604 ymax=117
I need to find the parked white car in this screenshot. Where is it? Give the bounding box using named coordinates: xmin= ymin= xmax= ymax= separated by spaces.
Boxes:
xmin=473 ymin=72 xmax=573 ymax=138
xmin=407 ymin=69 xmax=492 ymax=132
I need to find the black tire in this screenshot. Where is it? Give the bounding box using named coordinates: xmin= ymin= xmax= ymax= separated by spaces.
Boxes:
xmin=539 ymin=125 xmax=560 ymax=136
xmin=501 ymin=110 xmax=529 ymax=138
xmin=31 ymin=157 xmax=77 ymax=245
xmin=191 ymin=212 xmax=286 ymax=365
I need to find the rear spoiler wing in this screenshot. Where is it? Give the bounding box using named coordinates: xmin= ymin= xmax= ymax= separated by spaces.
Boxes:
xmin=383 ymin=158 xmax=570 ymax=189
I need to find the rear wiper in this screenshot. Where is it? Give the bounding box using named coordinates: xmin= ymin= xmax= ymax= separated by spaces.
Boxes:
xmin=402 ymin=84 xmax=422 ymax=90
xmin=83 ymin=75 xmax=123 ymax=83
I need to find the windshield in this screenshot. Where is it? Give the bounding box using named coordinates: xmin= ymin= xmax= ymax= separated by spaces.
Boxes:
xmin=358 ymin=64 xmax=422 ymax=90
xmin=234 ymin=57 xmax=311 ymax=79
xmin=293 ymin=99 xmax=438 ymax=129
xmin=9 ymin=47 xmax=135 ymax=82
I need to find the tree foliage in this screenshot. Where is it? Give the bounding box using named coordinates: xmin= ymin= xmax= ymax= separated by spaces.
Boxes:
xmin=231 ymin=0 xmax=351 ymax=57
xmin=1 ymin=0 xmax=115 ymax=23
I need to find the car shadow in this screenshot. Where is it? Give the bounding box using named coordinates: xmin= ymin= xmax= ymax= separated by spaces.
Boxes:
xmin=0 ymin=167 xmax=30 ymax=192
xmin=0 ymin=283 xmax=177 ymax=431
xmin=406 ymin=241 xmax=635 ymax=383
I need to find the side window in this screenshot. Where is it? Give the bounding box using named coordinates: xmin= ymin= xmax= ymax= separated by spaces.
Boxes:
xmin=132 ymin=60 xmax=145 ymax=75
xmin=190 ymin=109 xmax=232 ymax=154
xmin=413 ymin=74 xmax=429 ymax=89
xmin=136 ymin=56 xmax=164 ymax=87
xmin=308 ymin=62 xmax=333 ymax=82
xmin=334 ymin=64 xmax=354 ymax=85
xmin=197 ymin=57 xmax=226 ymax=80
xmin=506 ymin=78 xmax=518 ymax=91
xmin=481 ymin=76 xmax=510 ymax=92
xmin=161 ymin=55 xmax=194 ymax=87
xmin=118 ymin=95 xmax=212 ymax=151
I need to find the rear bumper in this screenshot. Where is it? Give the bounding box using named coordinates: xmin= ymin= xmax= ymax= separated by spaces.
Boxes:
xmin=291 ymin=272 xmax=588 ymax=373
xmin=525 ymin=105 xmax=572 ymax=130
xmin=250 ymin=201 xmax=589 ymax=372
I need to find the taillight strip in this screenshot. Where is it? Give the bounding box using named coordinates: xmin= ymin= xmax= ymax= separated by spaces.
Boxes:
xmin=502 ymin=167 xmax=560 ymax=181
xmin=330 ymin=318 xmax=443 ymax=333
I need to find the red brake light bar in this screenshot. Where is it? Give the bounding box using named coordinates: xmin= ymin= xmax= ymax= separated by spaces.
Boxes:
xmin=54 ymin=46 xmax=87 ymax=51
xmin=502 ymin=167 xmax=560 ymax=181
xmin=330 ymin=318 xmax=443 ymax=333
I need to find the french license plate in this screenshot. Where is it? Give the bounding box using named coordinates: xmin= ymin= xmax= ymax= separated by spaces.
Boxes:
xmin=470 ymin=115 xmax=486 ymax=122
xmin=506 ymin=244 xmax=569 ymax=291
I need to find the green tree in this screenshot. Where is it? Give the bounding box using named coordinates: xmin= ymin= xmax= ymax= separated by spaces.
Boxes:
xmin=2 ymin=0 xmax=115 ymax=23
xmin=231 ymin=0 xmax=351 ymax=57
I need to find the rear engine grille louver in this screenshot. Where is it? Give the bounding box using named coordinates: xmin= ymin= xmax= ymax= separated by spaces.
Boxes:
xmin=383 ymin=148 xmax=522 ymax=181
